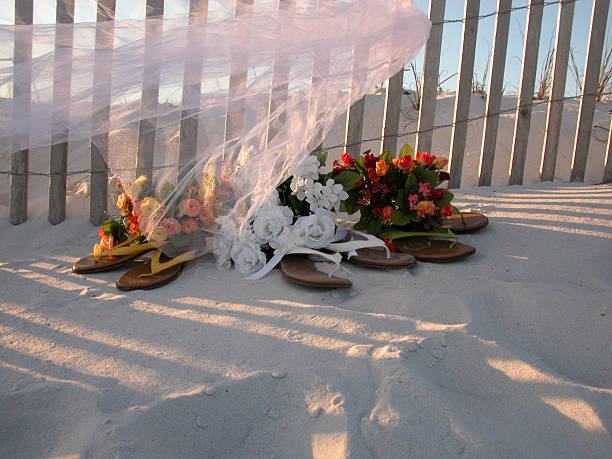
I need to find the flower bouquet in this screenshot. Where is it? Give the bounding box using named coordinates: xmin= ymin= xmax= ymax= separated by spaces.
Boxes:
xmin=124 ymin=172 xmax=237 ymax=256
xmin=93 ymin=189 xmax=143 ymax=258
xmin=330 ymin=144 xmax=459 ymax=247
xmin=215 ymin=154 xmax=349 ymax=279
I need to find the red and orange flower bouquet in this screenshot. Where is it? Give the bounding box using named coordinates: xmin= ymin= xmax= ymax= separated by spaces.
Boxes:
xmin=330 ymin=144 xmax=459 ymax=247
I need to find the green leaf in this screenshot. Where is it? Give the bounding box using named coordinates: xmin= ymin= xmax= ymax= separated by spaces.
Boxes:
xmin=343 ymin=194 xmax=359 ymax=215
xmin=318 ymin=151 xmax=329 ymax=167
xmin=157 ymin=182 xmax=175 ymax=202
xmin=333 ymin=170 xmax=362 ymax=191
xmin=171 ymin=232 xmax=192 ymax=248
xmin=102 ymin=219 xmax=119 ymax=235
xmin=391 ymin=209 xmax=412 ymax=226
xmin=366 ymin=219 xmax=382 ymax=235
xmin=404 ymin=173 xmax=417 ymax=191
xmin=419 ymin=169 xmax=440 ymax=187
xmin=437 ymin=189 xmax=454 ymax=209
xmin=399 ymin=144 xmax=414 ymax=158
xmin=353 ymin=220 xmax=367 ymax=231
xmin=380 ymin=150 xmax=392 ymax=164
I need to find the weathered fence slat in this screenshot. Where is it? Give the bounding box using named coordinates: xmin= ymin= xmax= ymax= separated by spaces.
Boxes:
xmin=540 ymin=0 xmax=574 ymax=182
xmin=604 ymin=111 xmax=612 ymax=183
xmin=381 ymin=69 xmax=403 ymax=156
xmin=478 ymin=0 xmax=512 ymax=187
xmin=267 ymin=0 xmax=297 ymax=148
xmin=570 ymin=0 xmax=610 ymax=182
xmin=415 ymin=0 xmax=446 ymax=157
xmin=178 ymin=0 xmax=209 ymax=181
xmin=508 ymin=0 xmax=544 ymax=186
xmin=49 ymin=0 xmax=75 ymax=225
xmin=221 ymin=0 xmax=254 ymax=176
xmin=136 ymin=0 xmax=164 ymax=181
xmin=344 ymin=46 xmax=369 ymax=159
xmin=308 ymin=0 xmax=333 ymax=156
xmin=448 ymin=0 xmax=480 ymax=189
xmin=89 ymin=0 xmax=116 ymax=226
xmin=9 ymin=0 xmax=33 ymax=225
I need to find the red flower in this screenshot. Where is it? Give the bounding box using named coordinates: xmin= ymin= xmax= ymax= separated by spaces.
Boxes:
xmin=442 ymin=204 xmax=454 ymax=217
xmin=99 ymin=227 xmax=105 ymax=238
xmin=418 ymin=182 xmax=431 ymax=197
xmin=384 ymin=237 xmax=397 ymax=252
xmin=333 ymin=160 xmax=345 ymax=173
xmin=398 ymin=155 xmax=413 ymax=171
xmin=430 ymin=189 xmax=443 ymax=202
xmin=382 ymin=205 xmax=394 ymax=222
xmin=367 ymin=167 xmax=379 ymax=182
xmin=341 ymin=153 xmax=355 ymax=166
xmin=363 ymin=151 xmax=378 ymax=168
xmin=371 ymin=182 xmax=382 ymax=193
xmin=372 ymin=207 xmax=383 ymax=218
xmin=439 ymin=171 xmax=450 ymax=181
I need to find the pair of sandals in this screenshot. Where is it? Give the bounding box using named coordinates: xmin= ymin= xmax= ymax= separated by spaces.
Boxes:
xmin=72 ymin=236 xmax=195 ymax=291
xmin=279 ymin=230 xmax=418 ymax=288
xmin=279 ymin=211 xmax=488 ymax=288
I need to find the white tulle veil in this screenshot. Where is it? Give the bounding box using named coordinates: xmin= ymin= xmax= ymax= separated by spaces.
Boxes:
xmin=1 ymin=0 xmax=430 ymax=257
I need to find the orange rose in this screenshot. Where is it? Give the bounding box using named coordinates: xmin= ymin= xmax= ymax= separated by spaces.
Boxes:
xmin=434 ymin=157 xmax=448 ymax=169
xmin=180 ymin=218 xmax=199 ymax=234
xmin=178 ymin=198 xmax=202 ymax=218
xmin=199 ymin=206 xmax=215 ymax=227
xmin=161 ymin=217 xmax=181 ymax=236
xmin=375 ymin=160 xmax=389 ymax=176
xmin=116 ymin=192 xmax=130 ymax=212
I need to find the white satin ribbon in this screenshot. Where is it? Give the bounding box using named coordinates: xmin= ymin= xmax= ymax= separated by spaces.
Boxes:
xmin=325 ymin=230 xmax=390 ymax=259
xmin=245 ymin=246 xmax=342 ymax=281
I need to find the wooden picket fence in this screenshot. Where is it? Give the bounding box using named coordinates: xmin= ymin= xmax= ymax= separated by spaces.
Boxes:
xmin=6 ymin=0 xmax=612 ymax=226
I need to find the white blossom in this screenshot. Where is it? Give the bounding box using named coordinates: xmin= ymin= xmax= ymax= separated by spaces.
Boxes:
xmin=252 ymin=205 xmax=293 ymax=243
xmin=230 ymin=237 xmax=267 ymax=274
xmin=293 ymin=208 xmax=336 ymax=249
xmin=269 ymin=227 xmax=302 ymax=254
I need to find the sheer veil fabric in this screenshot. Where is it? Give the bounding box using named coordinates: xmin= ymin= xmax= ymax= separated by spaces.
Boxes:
xmin=1 ymin=0 xmax=430 ymax=257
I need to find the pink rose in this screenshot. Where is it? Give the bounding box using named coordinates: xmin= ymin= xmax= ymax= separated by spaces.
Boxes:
xmin=161 ymin=217 xmax=181 ymax=236
xmin=178 ymin=198 xmax=202 ymax=218
xmin=180 ymin=218 xmax=199 ymax=234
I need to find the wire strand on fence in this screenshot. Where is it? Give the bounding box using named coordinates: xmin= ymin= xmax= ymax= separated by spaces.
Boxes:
xmin=1 ymin=90 xmax=610 ymax=177
xmin=432 ymin=0 xmax=578 ymax=26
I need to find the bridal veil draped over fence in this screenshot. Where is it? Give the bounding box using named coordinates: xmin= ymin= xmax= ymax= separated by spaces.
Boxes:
xmin=0 ymin=0 xmax=430 ymax=258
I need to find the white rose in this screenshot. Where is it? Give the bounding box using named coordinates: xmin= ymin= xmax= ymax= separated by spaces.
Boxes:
xmin=231 ymin=238 xmax=267 ymax=274
xmin=293 ymin=208 xmax=336 ymax=249
xmin=252 ymin=205 xmax=293 ymax=243
xmin=269 ymin=227 xmax=301 ymax=253
xmin=213 ymin=235 xmax=233 ymax=271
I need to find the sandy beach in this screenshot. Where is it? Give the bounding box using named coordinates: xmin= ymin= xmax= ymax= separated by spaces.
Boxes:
xmin=0 ymin=180 xmax=610 ymax=458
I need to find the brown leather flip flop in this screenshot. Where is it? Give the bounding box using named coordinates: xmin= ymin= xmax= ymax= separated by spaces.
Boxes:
xmin=279 ymin=255 xmax=351 ymax=288
xmin=72 ymin=240 xmax=156 ymax=274
xmin=394 ymin=237 xmax=475 ymax=263
xmin=444 ymin=212 xmax=488 ymax=233
xmin=348 ymin=247 xmax=416 ymax=269
xmin=116 ymin=249 xmax=195 ymax=291
xmin=73 ymin=252 xmax=143 ymax=274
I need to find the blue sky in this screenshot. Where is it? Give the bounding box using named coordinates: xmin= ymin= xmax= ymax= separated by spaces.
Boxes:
xmin=1 ymin=0 xmax=610 ymax=97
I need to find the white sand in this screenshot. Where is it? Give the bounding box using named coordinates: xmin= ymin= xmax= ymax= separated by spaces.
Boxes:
xmin=1 ymin=93 xmax=611 ymax=457
xmin=0 ymin=182 xmax=610 ymax=458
